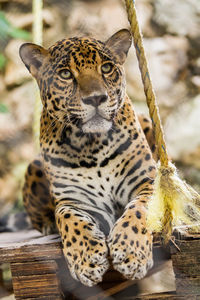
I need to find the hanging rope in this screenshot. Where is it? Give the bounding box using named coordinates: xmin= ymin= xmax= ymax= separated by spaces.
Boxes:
xmin=125 ymin=0 xmax=169 ymax=168
xmin=125 ymin=0 xmax=200 ymax=242
xmin=32 ymin=0 xmax=43 ymax=151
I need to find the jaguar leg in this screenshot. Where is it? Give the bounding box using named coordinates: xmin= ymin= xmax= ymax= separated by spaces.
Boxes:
xmin=108 ymin=182 xmax=154 ymax=280
xmin=55 ymin=200 xmax=111 ymax=287
xmin=23 ymin=157 xmax=56 ymax=235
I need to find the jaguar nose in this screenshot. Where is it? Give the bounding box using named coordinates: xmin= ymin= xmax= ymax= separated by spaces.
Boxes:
xmin=82 ymin=94 xmax=108 ymax=107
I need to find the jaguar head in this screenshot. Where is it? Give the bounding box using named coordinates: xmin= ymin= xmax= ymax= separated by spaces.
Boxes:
xmin=20 ymin=29 xmax=131 ymax=133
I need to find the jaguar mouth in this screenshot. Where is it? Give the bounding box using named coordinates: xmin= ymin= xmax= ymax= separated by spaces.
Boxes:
xmin=82 ymin=114 xmax=112 ymax=133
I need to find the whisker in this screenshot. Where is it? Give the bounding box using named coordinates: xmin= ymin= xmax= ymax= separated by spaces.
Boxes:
xmin=41 ymin=120 xmax=56 ymax=140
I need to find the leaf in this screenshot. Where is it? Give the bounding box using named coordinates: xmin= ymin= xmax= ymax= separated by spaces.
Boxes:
xmin=0 ymin=11 xmax=31 ymax=41
xmin=9 ymin=27 xmax=31 ymax=40
xmin=0 ymin=53 xmax=7 ymax=69
xmin=0 ymin=102 xmax=9 ymax=113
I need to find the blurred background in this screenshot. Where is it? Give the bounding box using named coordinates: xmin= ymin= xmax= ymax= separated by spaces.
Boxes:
xmin=0 ymin=0 xmax=200 ymax=220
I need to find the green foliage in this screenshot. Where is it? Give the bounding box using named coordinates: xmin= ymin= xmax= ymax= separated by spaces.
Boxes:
xmin=0 ymin=11 xmax=31 ymax=71
xmin=0 ymin=102 xmax=9 ymax=113
xmin=0 ymin=11 xmax=31 ymax=40
xmin=0 ymin=52 xmax=7 ymax=70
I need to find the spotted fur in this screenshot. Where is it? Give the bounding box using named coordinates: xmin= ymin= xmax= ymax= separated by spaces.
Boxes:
xmin=20 ymin=29 xmax=157 ymax=287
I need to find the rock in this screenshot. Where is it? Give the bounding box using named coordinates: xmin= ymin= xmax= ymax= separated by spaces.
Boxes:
xmin=0 ymin=75 xmax=5 ymax=94
xmin=67 ymin=0 xmax=129 ymax=39
xmin=6 ymin=9 xmax=54 ymax=31
xmin=179 ymin=165 xmax=200 ymax=193
xmin=135 ymin=0 xmax=155 ymax=37
xmin=0 ymin=81 xmax=36 ymax=142
xmin=0 ymin=81 xmax=36 ymax=214
xmin=4 ymin=60 xmax=30 ymax=87
xmin=67 ymin=0 xmax=154 ymax=39
xmin=0 ymin=161 xmax=30 ymax=216
xmin=191 ymin=76 xmax=200 ymax=89
xmin=0 ymin=112 xmax=17 ymax=142
xmin=42 ymin=8 xmax=68 ymax=46
xmin=190 ymin=57 xmax=200 ymax=89
xmin=126 ymin=35 xmax=189 ymax=108
xmin=181 ymin=146 xmax=200 ymax=169
xmin=165 ymin=95 xmax=200 ymax=165
xmin=4 ymin=39 xmax=31 ymax=86
xmin=0 ymin=173 xmax=19 ymax=216
xmin=153 ymin=0 xmax=200 ymax=38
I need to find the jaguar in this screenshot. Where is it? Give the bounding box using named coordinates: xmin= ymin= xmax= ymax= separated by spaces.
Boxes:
xmin=20 ymin=29 xmax=157 ymax=287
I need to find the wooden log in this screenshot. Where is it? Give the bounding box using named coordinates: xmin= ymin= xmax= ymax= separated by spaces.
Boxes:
xmin=0 ymin=268 xmax=3 ymax=286
xmin=130 ymin=292 xmax=195 ymax=299
xmin=170 ymin=233 xmax=200 ymax=296
xmin=11 ymin=260 xmax=59 ymax=277
xmin=0 ymin=231 xmax=63 ymax=264
xmin=10 ymin=260 xmax=62 ymax=299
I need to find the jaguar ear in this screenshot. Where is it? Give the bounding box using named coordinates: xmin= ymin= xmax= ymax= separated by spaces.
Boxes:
xmin=105 ymin=29 xmax=132 ymax=64
xmin=19 ymin=43 xmax=48 ymax=78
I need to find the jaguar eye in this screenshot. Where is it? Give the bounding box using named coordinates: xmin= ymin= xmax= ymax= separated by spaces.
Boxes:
xmin=58 ymin=69 xmax=73 ymax=80
xmin=101 ymin=63 xmax=113 ymax=74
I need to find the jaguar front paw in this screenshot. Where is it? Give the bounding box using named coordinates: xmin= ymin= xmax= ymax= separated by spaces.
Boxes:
xmin=62 ymin=223 xmax=109 ymax=286
xmin=108 ymin=217 xmax=153 ymax=280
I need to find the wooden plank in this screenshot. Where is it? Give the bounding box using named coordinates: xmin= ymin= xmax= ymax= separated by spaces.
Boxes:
xmin=0 ymin=231 xmax=61 ymax=249
xmin=87 ymin=280 xmax=137 ymax=300
xmin=170 ymin=234 xmax=200 ymax=296
xmin=0 ymin=230 xmax=42 ymax=247
xmin=11 ymin=260 xmax=59 ymax=277
xmin=0 ymin=240 xmax=63 ymax=264
xmin=12 ymin=275 xmax=62 ymax=299
xmin=172 ymin=254 xmax=200 ymax=264
xmin=103 ymin=267 xmax=126 ymax=282
xmin=10 ymin=261 xmax=62 ymax=299
xmin=0 ymin=243 xmax=63 ymax=263
xmin=0 ymin=232 xmax=63 ymax=263
xmin=173 ymin=264 xmax=200 ymax=277
xmin=175 ymin=277 xmax=200 ymax=295
xmin=170 ymin=238 xmax=200 ymax=254
xmin=132 ymin=292 xmax=195 ymax=299
xmin=20 ymin=298 xmax=62 ymax=300
xmin=0 ymin=268 xmax=3 ymax=286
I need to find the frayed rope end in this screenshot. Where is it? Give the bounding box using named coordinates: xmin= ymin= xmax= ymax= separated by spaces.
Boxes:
xmin=147 ymin=162 xmax=200 ymax=238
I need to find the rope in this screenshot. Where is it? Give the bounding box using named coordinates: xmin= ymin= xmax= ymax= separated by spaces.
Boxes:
xmin=124 ymin=0 xmax=200 ymax=242
xmin=125 ymin=0 xmax=169 ymax=168
xmin=32 ymin=0 xmax=43 ymax=151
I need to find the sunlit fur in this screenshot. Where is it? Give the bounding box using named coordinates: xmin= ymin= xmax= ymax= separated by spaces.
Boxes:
xmin=20 ymin=30 xmax=158 ymax=287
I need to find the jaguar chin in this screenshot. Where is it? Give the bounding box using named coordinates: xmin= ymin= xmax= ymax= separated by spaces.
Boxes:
xmin=82 ymin=114 xmax=112 ymax=133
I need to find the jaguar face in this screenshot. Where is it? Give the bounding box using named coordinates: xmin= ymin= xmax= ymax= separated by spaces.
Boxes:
xmin=19 ymin=29 xmax=132 ymax=133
